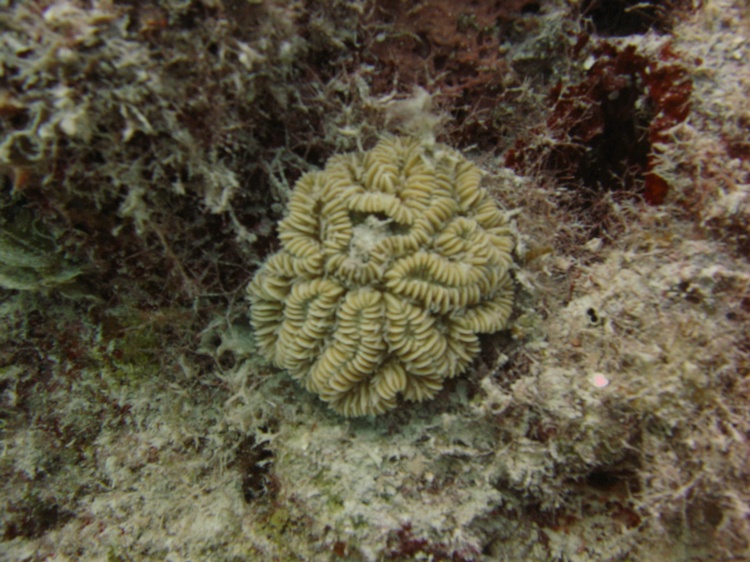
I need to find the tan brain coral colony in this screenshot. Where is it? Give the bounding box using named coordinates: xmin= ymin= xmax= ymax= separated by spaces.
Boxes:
xmin=248 ymin=137 xmax=514 ymax=416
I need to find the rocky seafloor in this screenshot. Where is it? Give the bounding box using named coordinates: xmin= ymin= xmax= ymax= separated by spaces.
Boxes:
xmin=1 ymin=1 xmax=749 ymax=560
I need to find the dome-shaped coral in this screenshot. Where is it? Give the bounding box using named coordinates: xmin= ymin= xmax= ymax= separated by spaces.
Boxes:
xmin=248 ymin=137 xmax=514 ymax=416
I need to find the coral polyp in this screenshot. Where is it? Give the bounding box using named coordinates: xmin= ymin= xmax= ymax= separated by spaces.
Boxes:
xmin=248 ymin=137 xmax=515 ymax=416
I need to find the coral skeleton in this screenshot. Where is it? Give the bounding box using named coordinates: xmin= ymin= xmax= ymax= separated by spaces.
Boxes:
xmin=248 ymin=137 xmax=514 ymax=416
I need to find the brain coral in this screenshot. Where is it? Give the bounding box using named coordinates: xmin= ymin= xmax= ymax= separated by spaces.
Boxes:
xmin=248 ymin=137 xmax=514 ymax=416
